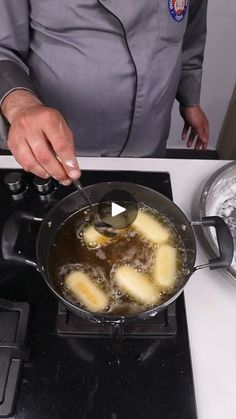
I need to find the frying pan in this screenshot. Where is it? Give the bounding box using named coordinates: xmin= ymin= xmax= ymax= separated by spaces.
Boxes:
xmin=1 ymin=182 xmax=234 ymax=324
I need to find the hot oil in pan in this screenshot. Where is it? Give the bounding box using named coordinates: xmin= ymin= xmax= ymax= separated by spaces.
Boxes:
xmin=48 ymin=205 xmax=186 ymax=315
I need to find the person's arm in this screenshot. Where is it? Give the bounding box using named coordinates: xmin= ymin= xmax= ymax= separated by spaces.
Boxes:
xmin=0 ymin=0 xmax=37 ymax=104
xmin=176 ymin=0 xmax=209 ymax=150
xmin=0 ymin=0 xmax=80 ymax=182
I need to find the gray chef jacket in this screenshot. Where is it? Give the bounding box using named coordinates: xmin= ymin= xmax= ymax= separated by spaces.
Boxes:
xmin=0 ymin=0 xmax=208 ymax=157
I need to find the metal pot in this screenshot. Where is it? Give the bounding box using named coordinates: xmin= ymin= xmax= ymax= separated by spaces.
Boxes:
xmin=1 ymin=182 xmax=234 ymax=324
xmin=198 ymin=161 xmax=236 ymax=280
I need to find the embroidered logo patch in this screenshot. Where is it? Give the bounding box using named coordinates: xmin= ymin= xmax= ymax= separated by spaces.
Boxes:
xmin=168 ymin=0 xmax=189 ymax=22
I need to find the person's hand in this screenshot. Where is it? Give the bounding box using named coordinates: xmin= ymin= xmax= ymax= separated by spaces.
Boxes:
xmin=1 ymin=90 xmax=80 ymax=184
xmin=180 ymin=106 xmax=209 ymax=151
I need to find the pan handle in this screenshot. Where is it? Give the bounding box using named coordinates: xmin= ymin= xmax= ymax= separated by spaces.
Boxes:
xmin=1 ymin=211 xmax=43 ymax=270
xmin=191 ymin=216 xmax=234 ymax=271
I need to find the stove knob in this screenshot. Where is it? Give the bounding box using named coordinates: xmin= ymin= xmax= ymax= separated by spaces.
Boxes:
xmin=33 ymin=176 xmax=53 ymax=194
xmin=4 ymin=172 xmax=25 ymax=193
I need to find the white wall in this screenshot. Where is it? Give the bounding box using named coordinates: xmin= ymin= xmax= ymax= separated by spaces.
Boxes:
xmin=168 ymin=0 xmax=236 ymax=150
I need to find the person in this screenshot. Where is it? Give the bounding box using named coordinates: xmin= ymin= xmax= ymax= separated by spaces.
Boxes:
xmin=0 ymin=0 xmax=209 ymax=184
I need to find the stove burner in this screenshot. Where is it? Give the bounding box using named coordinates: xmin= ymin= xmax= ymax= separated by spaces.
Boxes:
xmin=56 ymin=302 xmax=177 ymax=338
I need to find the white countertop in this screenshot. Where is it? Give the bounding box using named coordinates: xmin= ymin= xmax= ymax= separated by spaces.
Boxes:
xmin=1 ymin=156 xmax=236 ymax=419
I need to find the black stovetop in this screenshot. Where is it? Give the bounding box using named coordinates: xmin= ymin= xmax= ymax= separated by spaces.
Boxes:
xmin=0 ymin=169 xmax=197 ymax=419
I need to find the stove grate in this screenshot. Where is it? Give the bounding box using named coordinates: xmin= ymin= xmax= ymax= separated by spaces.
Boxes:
xmin=0 ymin=300 xmax=30 ymax=418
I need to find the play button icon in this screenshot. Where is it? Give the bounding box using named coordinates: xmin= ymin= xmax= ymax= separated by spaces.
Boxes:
xmin=111 ymin=202 xmax=126 ymax=217
xmin=98 ymin=189 xmax=138 ymax=230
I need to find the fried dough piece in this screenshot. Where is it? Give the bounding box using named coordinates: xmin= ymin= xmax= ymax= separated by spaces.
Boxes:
xmin=114 ymin=265 xmax=159 ymax=305
xmin=65 ymin=270 xmax=109 ymax=312
xmin=132 ymin=211 xmax=170 ymax=244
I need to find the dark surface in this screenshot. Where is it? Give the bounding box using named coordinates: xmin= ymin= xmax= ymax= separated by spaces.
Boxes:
xmin=0 ymin=148 xmax=219 ymax=159
xmin=166 ymin=149 xmax=218 ymax=159
xmin=0 ymin=169 xmax=197 ymax=419
xmin=0 ymin=300 xmax=29 ymax=417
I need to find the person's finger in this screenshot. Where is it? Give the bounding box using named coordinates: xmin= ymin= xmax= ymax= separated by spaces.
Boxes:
xmin=29 ymin=134 xmax=70 ymax=183
xmin=202 ymin=140 xmax=208 ymax=151
xmin=187 ymin=129 xmax=197 ymax=148
xmin=196 ymin=131 xmax=208 ymax=151
xmin=182 ymin=122 xmax=190 ymax=141
xmin=43 ymin=119 xmax=80 ymax=180
xmin=195 ymin=118 xmax=209 ymax=144
xmin=8 ymin=136 xmax=49 ymax=178
xmin=195 ymin=137 xmax=202 ymax=151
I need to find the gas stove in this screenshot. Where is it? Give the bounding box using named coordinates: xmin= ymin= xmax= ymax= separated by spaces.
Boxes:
xmin=0 ymin=169 xmax=197 ymax=419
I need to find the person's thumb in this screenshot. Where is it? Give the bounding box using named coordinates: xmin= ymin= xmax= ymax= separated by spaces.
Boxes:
xmin=182 ymin=122 xmax=189 ymax=141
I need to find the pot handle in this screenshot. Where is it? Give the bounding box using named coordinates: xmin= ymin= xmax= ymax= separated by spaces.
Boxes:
xmin=191 ymin=216 xmax=234 ymax=271
xmin=1 ymin=211 xmax=43 ymax=270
